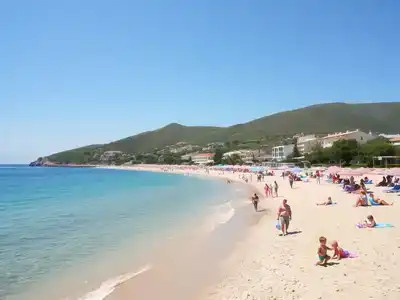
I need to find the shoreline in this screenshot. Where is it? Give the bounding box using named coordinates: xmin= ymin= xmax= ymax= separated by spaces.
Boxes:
xmin=99 ymin=165 xmax=400 ymax=300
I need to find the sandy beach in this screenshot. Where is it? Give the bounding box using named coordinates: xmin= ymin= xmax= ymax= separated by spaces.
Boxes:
xmin=102 ymin=165 xmax=400 ymax=300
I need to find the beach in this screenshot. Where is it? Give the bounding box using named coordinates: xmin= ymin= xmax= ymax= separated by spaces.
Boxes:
xmin=103 ymin=165 xmax=400 ymax=300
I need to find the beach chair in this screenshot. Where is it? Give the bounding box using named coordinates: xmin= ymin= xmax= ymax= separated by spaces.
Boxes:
xmin=383 ymin=185 xmax=400 ymax=193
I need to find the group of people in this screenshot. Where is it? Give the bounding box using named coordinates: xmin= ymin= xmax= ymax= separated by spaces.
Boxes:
xmin=263 ymin=181 xmax=279 ymax=198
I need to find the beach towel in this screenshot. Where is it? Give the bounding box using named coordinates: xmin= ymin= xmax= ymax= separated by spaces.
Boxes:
xmin=342 ymin=250 xmax=358 ymax=258
xmin=356 ymin=223 xmax=393 ymax=228
xmin=365 ymin=180 xmax=373 ymax=184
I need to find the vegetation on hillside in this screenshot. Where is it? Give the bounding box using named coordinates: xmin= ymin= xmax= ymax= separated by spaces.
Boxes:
xmin=44 ymin=102 xmax=400 ymax=163
xmin=305 ymin=137 xmax=399 ymax=167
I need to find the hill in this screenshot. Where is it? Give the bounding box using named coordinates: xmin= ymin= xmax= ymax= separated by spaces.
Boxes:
xmin=45 ymin=102 xmax=400 ymax=163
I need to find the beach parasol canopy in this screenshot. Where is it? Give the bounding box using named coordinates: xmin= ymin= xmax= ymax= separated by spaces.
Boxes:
xmin=338 ymin=168 xmax=363 ymax=176
xmin=327 ymin=166 xmax=341 ymax=174
xmin=290 ymin=167 xmax=303 ymax=173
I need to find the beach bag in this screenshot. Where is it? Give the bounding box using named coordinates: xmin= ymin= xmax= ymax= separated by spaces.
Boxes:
xmin=275 ymin=220 xmax=281 ymax=230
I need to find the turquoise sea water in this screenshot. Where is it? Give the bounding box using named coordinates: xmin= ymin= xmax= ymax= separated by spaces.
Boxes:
xmin=0 ymin=165 xmax=245 ymax=300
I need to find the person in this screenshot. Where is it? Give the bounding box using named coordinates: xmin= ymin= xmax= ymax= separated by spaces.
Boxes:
xmin=282 ymin=171 xmax=285 ymax=179
xmin=376 ymin=176 xmax=387 ymax=187
xmin=316 ymin=236 xmax=331 ymax=266
xmin=354 ymin=191 xmax=369 ymax=207
xmin=358 ymin=215 xmax=376 ymax=228
xmin=264 ymin=183 xmax=270 ymax=197
xmin=277 ymin=199 xmax=291 ymax=236
xmin=317 ymin=196 xmax=333 ymax=206
xmin=251 ymin=193 xmax=259 ymax=212
xmin=369 ymin=193 xmax=393 ymax=206
xmin=316 ymin=170 xmax=321 ymax=184
xmin=288 ymin=174 xmax=294 ymax=188
xmin=331 ymin=240 xmax=350 ymax=260
xmin=274 ymin=181 xmax=279 ymax=197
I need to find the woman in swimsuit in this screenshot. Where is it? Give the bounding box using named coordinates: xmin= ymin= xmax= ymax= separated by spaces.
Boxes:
xmin=277 ymin=199 xmax=291 ymax=236
xmin=251 ymin=193 xmax=259 ymax=212
xmin=354 ymin=191 xmax=369 ymax=207
xmin=369 ymin=193 xmax=393 ymax=206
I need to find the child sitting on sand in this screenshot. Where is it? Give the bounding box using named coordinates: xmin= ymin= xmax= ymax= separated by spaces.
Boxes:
xmin=317 ymin=197 xmax=333 ymax=206
xmin=358 ymin=215 xmax=376 ymax=228
xmin=316 ymin=236 xmax=331 ymax=266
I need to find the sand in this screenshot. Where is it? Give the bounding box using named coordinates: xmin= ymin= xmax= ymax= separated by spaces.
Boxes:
xmin=102 ymin=165 xmax=400 ymax=300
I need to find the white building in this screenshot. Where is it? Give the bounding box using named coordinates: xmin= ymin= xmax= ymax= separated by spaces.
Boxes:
xmin=272 ymin=144 xmax=294 ymax=161
xmin=223 ymin=150 xmax=255 ymax=163
xmin=296 ymin=134 xmax=319 ymax=154
xmin=389 ymin=137 xmax=400 ymax=146
xmin=181 ymin=153 xmax=214 ymax=164
xmin=320 ymin=129 xmax=375 ymax=148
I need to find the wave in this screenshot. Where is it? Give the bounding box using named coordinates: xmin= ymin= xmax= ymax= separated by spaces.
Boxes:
xmin=77 ymin=265 xmax=151 ymax=300
xmin=205 ymin=202 xmax=235 ymax=232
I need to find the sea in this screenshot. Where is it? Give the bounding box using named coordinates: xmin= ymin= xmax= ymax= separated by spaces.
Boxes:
xmin=0 ymin=165 xmax=252 ymax=300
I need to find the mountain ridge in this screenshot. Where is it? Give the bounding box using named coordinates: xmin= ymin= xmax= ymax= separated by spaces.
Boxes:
xmin=45 ymin=102 xmax=400 ymax=163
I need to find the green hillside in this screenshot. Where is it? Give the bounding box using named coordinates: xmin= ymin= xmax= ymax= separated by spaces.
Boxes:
xmin=46 ymin=102 xmax=400 ymax=163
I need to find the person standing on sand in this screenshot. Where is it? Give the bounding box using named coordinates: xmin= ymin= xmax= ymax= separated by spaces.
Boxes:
xmin=274 ymin=181 xmax=279 ymax=197
xmin=288 ymin=174 xmax=294 ymax=189
xmin=316 ymin=170 xmax=321 ymax=184
xmin=277 ymin=199 xmax=291 ymax=236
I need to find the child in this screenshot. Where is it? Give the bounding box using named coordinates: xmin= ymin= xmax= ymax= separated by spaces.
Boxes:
xmin=331 ymin=240 xmax=349 ymax=260
xmin=317 ymin=197 xmax=333 ymax=206
xmin=316 ymin=236 xmax=331 ymax=266
xmin=364 ymin=215 xmax=376 ymax=228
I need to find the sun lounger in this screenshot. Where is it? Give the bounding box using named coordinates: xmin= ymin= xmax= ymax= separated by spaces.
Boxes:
xmin=383 ymin=185 xmax=400 ymax=193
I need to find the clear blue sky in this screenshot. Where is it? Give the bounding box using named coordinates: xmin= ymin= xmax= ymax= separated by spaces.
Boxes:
xmin=1 ymin=0 xmax=399 ymax=163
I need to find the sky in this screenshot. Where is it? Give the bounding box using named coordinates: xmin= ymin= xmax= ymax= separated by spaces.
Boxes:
xmin=1 ymin=0 xmax=399 ymax=163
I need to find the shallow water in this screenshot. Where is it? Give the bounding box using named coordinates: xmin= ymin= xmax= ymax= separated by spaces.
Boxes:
xmin=0 ymin=165 xmax=248 ymax=300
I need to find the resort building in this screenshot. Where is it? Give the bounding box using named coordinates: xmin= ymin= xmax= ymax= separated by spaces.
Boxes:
xmin=296 ymin=134 xmax=319 ymax=154
xmin=271 ymin=144 xmax=294 ymax=162
xmin=389 ymin=137 xmax=400 ymax=146
xmin=181 ymin=153 xmax=214 ymax=164
xmin=320 ymin=129 xmax=375 ymax=148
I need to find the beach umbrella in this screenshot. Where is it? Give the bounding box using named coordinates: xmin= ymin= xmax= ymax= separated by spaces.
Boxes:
xmin=290 ymin=167 xmax=303 ymax=173
xmin=338 ymin=169 xmax=363 ymax=176
xmin=327 ymin=166 xmax=341 ymax=174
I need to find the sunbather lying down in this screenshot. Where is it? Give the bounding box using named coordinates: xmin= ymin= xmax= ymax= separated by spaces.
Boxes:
xmin=317 ymin=197 xmax=333 ymax=206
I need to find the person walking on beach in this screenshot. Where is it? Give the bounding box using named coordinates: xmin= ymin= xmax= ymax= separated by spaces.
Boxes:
xmin=251 ymin=193 xmax=260 ymax=212
xmin=274 ymin=181 xmax=279 ymax=197
xmin=316 ymin=170 xmax=321 ymax=184
xmin=288 ymin=174 xmax=294 ymax=189
xmin=277 ymin=199 xmax=291 ymax=236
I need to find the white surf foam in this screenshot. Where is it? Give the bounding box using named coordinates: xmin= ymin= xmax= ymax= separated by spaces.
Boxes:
xmin=77 ymin=265 xmax=151 ymax=300
xmin=205 ymin=202 xmax=235 ymax=232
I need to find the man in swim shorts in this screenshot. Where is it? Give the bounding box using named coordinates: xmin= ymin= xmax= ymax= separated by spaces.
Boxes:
xmin=277 ymin=199 xmax=292 ymax=236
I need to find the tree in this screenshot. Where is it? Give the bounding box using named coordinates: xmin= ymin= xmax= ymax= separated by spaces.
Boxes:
xmin=213 ymin=148 xmax=224 ymax=165
xmin=291 ymin=139 xmax=301 ymax=158
xmin=331 ymin=139 xmax=359 ymax=165
xmin=359 ymin=138 xmax=396 ymax=167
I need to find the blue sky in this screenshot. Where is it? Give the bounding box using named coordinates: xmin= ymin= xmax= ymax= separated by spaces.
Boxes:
xmin=1 ymin=0 xmax=399 ymax=163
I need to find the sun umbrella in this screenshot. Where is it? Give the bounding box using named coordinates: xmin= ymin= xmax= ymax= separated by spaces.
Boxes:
xmin=327 ymin=166 xmax=341 ymax=173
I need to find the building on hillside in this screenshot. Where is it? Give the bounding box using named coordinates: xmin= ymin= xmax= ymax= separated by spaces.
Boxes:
xmin=100 ymin=151 xmax=123 ymax=161
xmin=296 ymin=134 xmax=319 ymax=154
xmin=320 ymin=129 xmax=375 ymax=148
xmin=223 ymin=150 xmax=256 ymax=163
xmin=181 ymin=153 xmax=214 ymax=164
xmin=271 ymin=144 xmax=294 ymax=162
xmin=389 ymin=137 xmax=400 ymax=146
